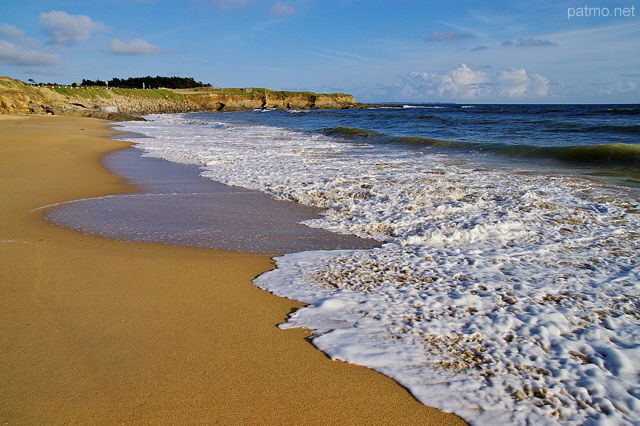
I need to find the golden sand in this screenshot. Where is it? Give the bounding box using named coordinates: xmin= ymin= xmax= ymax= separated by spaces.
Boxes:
xmin=0 ymin=114 xmax=466 ymax=424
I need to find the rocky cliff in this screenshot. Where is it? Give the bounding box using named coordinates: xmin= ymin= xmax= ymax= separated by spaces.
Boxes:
xmin=184 ymin=91 xmax=358 ymax=112
xmin=0 ymin=77 xmax=364 ymax=119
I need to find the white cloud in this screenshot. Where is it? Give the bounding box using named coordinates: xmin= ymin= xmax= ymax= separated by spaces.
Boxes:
xmin=398 ymin=64 xmax=550 ymax=101
xmin=270 ymin=2 xmax=296 ymax=17
xmin=109 ymin=38 xmax=164 ymax=55
xmin=0 ymin=40 xmax=62 ymax=66
xmin=0 ymin=24 xmax=25 ymax=39
xmin=39 ymin=10 xmax=107 ymax=45
xmin=599 ymin=80 xmax=638 ymax=96
xmin=495 ymin=68 xmax=549 ymax=97
xmin=0 ymin=23 xmax=38 ymax=47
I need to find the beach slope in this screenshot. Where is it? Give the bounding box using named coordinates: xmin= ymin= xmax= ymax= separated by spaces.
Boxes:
xmin=0 ymin=115 xmax=465 ymax=424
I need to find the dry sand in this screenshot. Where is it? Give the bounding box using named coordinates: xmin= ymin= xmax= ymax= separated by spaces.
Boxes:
xmin=0 ymin=114 xmax=467 ymax=425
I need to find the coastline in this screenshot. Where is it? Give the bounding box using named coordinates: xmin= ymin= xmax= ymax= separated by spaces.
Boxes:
xmin=1 ymin=76 xmax=380 ymax=116
xmin=0 ymin=114 xmax=466 ymax=424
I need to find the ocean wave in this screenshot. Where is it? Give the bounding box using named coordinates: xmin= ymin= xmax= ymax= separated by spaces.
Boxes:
xmin=546 ymin=123 xmax=640 ymax=135
xmin=322 ymin=125 xmax=382 ymax=139
xmin=531 ymin=143 xmax=640 ymax=166
xmin=322 ymin=126 xmax=467 ymax=149
xmin=168 ymin=115 xmax=227 ymax=128
xmin=321 ymin=125 xmax=640 ymax=168
xmin=607 ymin=107 xmax=640 ymax=116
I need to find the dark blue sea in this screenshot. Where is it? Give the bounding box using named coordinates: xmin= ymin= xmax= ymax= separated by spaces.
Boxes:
xmin=200 ymin=103 xmax=640 ymax=186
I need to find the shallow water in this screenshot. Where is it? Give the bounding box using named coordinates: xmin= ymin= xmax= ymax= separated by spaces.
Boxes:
xmin=46 ymin=147 xmax=377 ymax=254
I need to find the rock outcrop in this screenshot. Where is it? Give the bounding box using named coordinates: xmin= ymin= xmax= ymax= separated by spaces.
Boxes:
xmin=0 ymin=77 xmax=367 ymax=118
xmin=183 ymin=90 xmax=359 ymax=112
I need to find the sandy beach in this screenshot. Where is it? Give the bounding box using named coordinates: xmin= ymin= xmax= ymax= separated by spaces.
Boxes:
xmin=0 ymin=114 xmax=466 ymax=424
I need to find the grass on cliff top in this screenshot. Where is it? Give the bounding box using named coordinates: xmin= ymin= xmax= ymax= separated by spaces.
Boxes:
xmin=0 ymin=77 xmax=351 ymax=102
xmin=0 ymin=77 xmax=44 ymax=97
xmin=51 ymin=86 xmax=185 ymax=100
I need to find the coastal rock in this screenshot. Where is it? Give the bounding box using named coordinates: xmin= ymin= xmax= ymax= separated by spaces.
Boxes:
xmin=0 ymin=91 xmax=43 ymax=114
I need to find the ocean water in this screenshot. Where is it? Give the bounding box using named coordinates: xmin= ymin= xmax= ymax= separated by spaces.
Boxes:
xmin=114 ymin=105 xmax=640 ymax=425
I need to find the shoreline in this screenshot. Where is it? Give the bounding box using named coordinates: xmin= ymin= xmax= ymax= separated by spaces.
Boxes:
xmin=0 ymin=114 xmax=466 ymax=424
xmin=46 ymin=145 xmax=380 ymax=254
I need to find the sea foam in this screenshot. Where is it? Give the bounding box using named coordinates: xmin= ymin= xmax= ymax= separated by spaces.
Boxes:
xmin=118 ymin=113 xmax=640 ymax=425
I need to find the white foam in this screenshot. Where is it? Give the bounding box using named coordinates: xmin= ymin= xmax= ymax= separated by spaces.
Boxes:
xmin=118 ymin=113 xmax=640 ymax=425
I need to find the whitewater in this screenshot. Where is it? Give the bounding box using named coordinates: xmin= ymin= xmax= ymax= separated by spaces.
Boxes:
xmin=114 ymin=109 xmax=639 ymax=425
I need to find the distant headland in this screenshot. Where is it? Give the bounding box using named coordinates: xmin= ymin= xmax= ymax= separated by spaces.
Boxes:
xmin=0 ymin=76 xmax=385 ymax=120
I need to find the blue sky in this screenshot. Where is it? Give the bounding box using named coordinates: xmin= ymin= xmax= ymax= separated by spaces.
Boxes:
xmin=1 ymin=0 xmax=639 ymax=103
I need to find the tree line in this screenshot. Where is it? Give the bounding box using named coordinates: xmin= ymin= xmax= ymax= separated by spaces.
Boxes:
xmin=77 ymin=75 xmax=211 ymax=89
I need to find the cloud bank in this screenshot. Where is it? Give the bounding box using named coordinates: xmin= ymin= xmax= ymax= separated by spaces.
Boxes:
xmin=39 ymin=10 xmax=106 ymax=45
xmin=0 ymin=40 xmax=62 ymax=66
xmin=396 ymin=64 xmax=550 ymax=101
xmin=0 ymin=24 xmax=26 ymax=39
xmin=0 ymin=23 xmax=38 ymax=47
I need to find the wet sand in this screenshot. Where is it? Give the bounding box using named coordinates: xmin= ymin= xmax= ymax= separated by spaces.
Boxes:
xmin=0 ymin=114 xmax=466 ymax=425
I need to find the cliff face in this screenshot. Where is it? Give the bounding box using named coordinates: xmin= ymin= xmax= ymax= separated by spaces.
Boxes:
xmin=0 ymin=77 xmax=51 ymax=114
xmin=0 ymin=77 xmax=361 ymax=118
xmin=185 ymin=92 xmax=358 ymax=112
